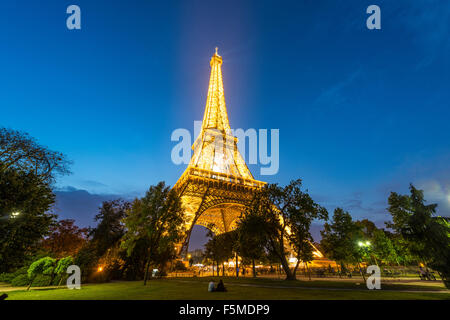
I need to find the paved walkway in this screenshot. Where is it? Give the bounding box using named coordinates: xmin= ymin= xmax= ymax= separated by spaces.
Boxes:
xmin=171 ymin=279 xmax=450 ymax=294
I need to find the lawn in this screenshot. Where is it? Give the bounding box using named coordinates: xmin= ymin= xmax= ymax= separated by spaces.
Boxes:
xmin=3 ymin=277 xmax=450 ymax=300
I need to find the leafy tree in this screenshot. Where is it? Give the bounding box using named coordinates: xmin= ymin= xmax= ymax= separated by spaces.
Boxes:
xmin=240 ymin=179 xmax=327 ymax=280
xmin=388 ymin=232 xmax=415 ymax=266
xmin=74 ymin=243 xmax=98 ymax=282
xmin=0 ymin=128 xmax=70 ymax=272
xmin=27 ymin=256 xmax=56 ymax=289
xmin=320 ymin=208 xmax=362 ymax=270
xmin=203 ymin=228 xmax=235 ymax=276
xmin=90 ymin=200 xmax=130 ymax=257
xmin=371 ymin=229 xmax=397 ymax=265
xmin=0 ymin=169 xmax=56 ymax=272
xmin=286 ymin=182 xmax=328 ymax=279
xmin=121 ymin=182 xmax=185 ymax=285
xmin=41 ymin=219 xmax=88 ymax=258
xmin=387 ymin=184 xmax=450 ymax=288
xmin=54 ymin=256 xmax=74 ymax=285
xmin=235 ymin=214 xmax=267 ymax=277
xmin=0 ymin=127 xmax=71 ymax=184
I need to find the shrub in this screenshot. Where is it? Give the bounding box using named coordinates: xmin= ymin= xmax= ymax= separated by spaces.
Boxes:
xmin=11 ymin=274 xmax=30 ymax=287
xmin=30 ymin=274 xmax=52 ymax=287
xmin=0 ymin=273 xmax=15 ymax=283
xmin=12 ymin=266 xmax=28 ymax=277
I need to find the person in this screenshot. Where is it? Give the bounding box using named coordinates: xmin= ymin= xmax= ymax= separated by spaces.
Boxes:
xmin=215 ymin=279 xmax=227 ymax=292
xmin=419 ymin=266 xmax=426 ymax=280
xmin=208 ymin=281 xmax=215 ymax=292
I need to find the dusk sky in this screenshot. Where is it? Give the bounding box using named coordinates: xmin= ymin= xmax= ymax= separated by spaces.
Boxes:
xmin=1 ymin=1 xmax=449 ymax=249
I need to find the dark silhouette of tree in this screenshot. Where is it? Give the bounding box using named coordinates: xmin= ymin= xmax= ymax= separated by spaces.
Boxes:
xmin=387 ymin=184 xmax=450 ymax=288
xmin=90 ymin=200 xmax=130 ymax=257
xmin=320 ymin=208 xmax=362 ymax=272
xmin=236 ymin=212 xmax=268 ymax=277
xmin=121 ymin=182 xmax=185 ymax=285
xmin=0 ymin=127 xmax=71 ymax=184
xmin=203 ymin=228 xmax=235 ymax=276
xmin=240 ymin=179 xmax=327 ymax=280
xmin=0 ymin=169 xmax=56 ymax=272
xmin=41 ymin=219 xmax=88 ymax=258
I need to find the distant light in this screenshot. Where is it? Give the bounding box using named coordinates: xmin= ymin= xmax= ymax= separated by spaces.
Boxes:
xmin=365 ymin=241 xmax=371 ymax=246
xmin=11 ymin=212 xmax=21 ymax=218
xmin=97 ymin=266 xmax=103 ymax=272
xmin=313 ymin=251 xmax=323 ymax=258
xmin=289 ymin=257 xmax=297 ymax=263
xmin=358 ymin=241 xmax=364 ymax=247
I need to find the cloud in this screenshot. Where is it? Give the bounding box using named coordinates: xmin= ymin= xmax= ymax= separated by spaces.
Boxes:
xmin=416 ymin=179 xmax=450 ymax=215
xmin=52 ymin=186 xmax=132 ymax=228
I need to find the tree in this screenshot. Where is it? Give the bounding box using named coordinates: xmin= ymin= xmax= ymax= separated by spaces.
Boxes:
xmin=41 ymin=219 xmax=88 ymax=258
xmin=0 ymin=127 xmax=71 ymax=184
xmin=203 ymin=228 xmax=235 ymax=277
xmin=121 ymin=182 xmax=185 ymax=285
xmin=286 ymin=182 xmax=328 ymax=279
xmin=240 ymin=179 xmax=327 ymax=280
xmin=0 ymin=127 xmax=70 ymax=272
xmin=320 ymin=208 xmax=361 ymax=271
xmin=27 ymin=256 xmax=56 ymax=289
xmin=371 ymin=229 xmax=397 ymax=265
xmin=0 ymin=169 xmax=56 ymax=272
xmin=90 ymin=200 xmax=130 ymax=257
xmin=387 ymin=184 xmax=450 ymax=288
xmin=54 ymin=256 xmax=74 ymax=285
xmin=236 ymin=214 xmax=267 ymax=277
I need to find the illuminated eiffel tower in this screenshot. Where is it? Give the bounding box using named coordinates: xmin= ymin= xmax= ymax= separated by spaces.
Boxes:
xmin=174 ymin=48 xmax=266 ymax=253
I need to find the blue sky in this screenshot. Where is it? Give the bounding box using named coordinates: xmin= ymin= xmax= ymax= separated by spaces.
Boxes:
xmin=1 ymin=1 xmax=449 ymax=247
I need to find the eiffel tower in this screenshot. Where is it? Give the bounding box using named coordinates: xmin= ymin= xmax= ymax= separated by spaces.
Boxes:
xmin=174 ymin=48 xmax=266 ymax=254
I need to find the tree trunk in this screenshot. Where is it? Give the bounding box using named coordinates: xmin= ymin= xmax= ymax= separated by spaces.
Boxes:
xmin=252 ymin=259 xmax=256 ymax=278
xmin=306 ymin=262 xmax=311 ymax=280
xmin=27 ymin=277 xmax=35 ymax=291
xmin=222 ymin=262 xmax=225 ymax=277
xmin=235 ymin=253 xmax=239 ymax=278
xmin=358 ymin=262 xmax=366 ymax=282
xmin=143 ymin=259 xmax=151 ymax=285
xmin=292 ymin=259 xmax=301 ymax=279
xmin=280 ymin=255 xmax=295 ymax=280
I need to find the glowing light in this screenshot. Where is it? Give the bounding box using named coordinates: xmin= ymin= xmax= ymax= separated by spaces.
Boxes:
xmin=11 ymin=212 xmax=20 ymax=218
xmin=289 ymin=257 xmax=298 ymax=264
xmin=358 ymin=241 xmax=371 ymax=247
xmin=313 ymin=251 xmax=323 ymax=258
xmin=97 ymin=266 xmax=103 ymax=272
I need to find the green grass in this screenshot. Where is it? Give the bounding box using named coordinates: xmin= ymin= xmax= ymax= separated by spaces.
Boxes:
xmin=3 ymin=278 xmax=450 ymax=300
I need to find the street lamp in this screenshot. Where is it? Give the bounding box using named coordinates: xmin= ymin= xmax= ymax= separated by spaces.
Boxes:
xmin=357 ymin=240 xmax=372 ymax=281
xmin=11 ymin=211 xmax=21 ymax=218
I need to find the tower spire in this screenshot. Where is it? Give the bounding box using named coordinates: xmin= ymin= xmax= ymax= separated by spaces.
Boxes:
xmin=201 ymin=48 xmax=230 ymax=133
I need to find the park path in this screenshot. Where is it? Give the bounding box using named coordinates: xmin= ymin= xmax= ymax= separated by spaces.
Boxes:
xmin=0 ymin=283 xmax=65 ymax=292
xmin=171 ymin=279 xmax=450 ymax=294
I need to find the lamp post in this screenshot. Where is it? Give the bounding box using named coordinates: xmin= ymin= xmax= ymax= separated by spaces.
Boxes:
xmin=11 ymin=211 xmax=21 ymax=218
xmin=357 ymin=241 xmax=371 ymax=282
